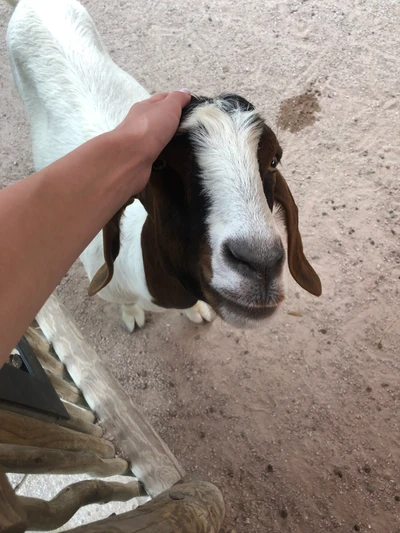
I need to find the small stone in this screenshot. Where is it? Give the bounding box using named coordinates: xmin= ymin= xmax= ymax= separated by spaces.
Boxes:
xmin=366 ymin=483 xmax=376 ymax=493
xmin=280 ymin=508 xmax=288 ymax=519
xmin=363 ymin=464 xmax=371 ymax=474
xmin=395 ymin=495 xmax=400 ymax=502
xmin=267 ymin=464 xmax=274 ymax=472
xmin=334 ymin=467 xmax=343 ymax=478
xmin=319 ymin=329 xmax=327 ymax=335
xmin=226 ymin=466 xmax=234 ymax=477
xmin=354 ymin=525 xmax=360 ymax=532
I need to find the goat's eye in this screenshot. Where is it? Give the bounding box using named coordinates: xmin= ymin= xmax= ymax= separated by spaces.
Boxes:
xmin=152 ymin=159 xmax=168 ymax=171
xmin=269 ymin=157 xmax=278 ymax=170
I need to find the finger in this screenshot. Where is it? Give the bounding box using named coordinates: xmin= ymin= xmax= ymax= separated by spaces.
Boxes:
xmin=146 ymin=92 xmax=170 ymax=104
xmin=165 ymin=89 xmax=192 ymax=109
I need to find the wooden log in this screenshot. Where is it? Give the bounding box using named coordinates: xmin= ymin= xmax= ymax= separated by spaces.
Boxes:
xmin=19 ymin=479 xmax=146 ymax=531
xmin=0 ymin=401 xmax=102 ymax=439
xmin=25 ymin=327 xmax=89 ymax=411
xmin=62 ymin=401 xmax=96 ymax=425
xmin=0 ymin=411 xmax=114 ymax=458
xmin=45 ymin=368 xmax=86 ymax=406
xmin=24 ymin=327 xmax=64 ymax=377
xmin=0 ymin=444 xmax=129 ymax=478
xmin=37 ymin=295 xmax=184 ymax=497
xmin=60 ymin=416 xmax=103 ymax=438
xmin=0 ymin=470 xmax=27 ymax=533
xmin=62 ymin=482 xmax=224 ymax=533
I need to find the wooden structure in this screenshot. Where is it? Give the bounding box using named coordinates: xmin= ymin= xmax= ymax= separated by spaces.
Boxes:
xmin=0 ymin=295 xmax=225 ymax=532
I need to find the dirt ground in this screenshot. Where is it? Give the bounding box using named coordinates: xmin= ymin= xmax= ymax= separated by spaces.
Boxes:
xmin=1 ymin=0 xmax=400 ymax=531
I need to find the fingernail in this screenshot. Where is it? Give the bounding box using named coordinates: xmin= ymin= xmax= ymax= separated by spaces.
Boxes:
xmin=179 ymin=88 xmax=191 ymax=94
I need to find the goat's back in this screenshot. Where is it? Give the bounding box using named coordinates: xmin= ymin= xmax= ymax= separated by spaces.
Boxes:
xmin=7 ymin=0 xmax=150 ymax=170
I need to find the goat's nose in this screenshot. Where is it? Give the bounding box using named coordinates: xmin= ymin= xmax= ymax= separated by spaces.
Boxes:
xmin=224 ymin=239 xmax=285 ymax=280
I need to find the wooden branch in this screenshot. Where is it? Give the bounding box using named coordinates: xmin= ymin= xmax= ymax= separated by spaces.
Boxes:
xmin=37 ymin=295 xmax=184 ymax=497
xmin=60 ymin=416 xmax=103 ymax=438
xmin=19 ymin=479 xmax=145 ymax=531
xmin=0 ymin=470 xmax=26 ymax=533
xmin=25 ymin=326 xmax=89 ymax=409
xmin=0 ymin=402 xmax=102 ymax=439
xmin=24 ymin=327 xmax=64 ymax=377
xmin=0 ymin=411 xmax=114 ymax=458
xmin=63 ymin=482 xmax=224 ymax=533
xmin=0 ymin=444 xmax=129 ymax=478
xmin=45 ymin=368 xmax=86 ymax=406
xmin=62 ymin=401 xmax=96 ymax=425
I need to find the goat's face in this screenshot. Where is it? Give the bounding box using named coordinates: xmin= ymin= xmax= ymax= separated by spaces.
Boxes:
xmin=90 ymin=94 xmax=321 ymax=328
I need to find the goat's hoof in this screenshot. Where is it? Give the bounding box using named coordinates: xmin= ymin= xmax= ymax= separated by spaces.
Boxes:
xmin=121 ymin=303 xmax=145 ymax=333
xmin=184 ymin=301 xmax=216 ymax=325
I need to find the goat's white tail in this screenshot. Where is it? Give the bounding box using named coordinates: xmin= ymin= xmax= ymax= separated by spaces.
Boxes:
xmin=5 ymin=0 xmax=19 ymax=6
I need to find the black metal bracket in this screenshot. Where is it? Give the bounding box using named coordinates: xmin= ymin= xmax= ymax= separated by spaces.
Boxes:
xmin=0 ymin=334 xmax=70 ymax=420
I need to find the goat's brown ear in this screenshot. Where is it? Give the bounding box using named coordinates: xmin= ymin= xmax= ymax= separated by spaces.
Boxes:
xmin=274 ymin=170 xmax=322 ymax=296
xmin=88 ymin=197 xmax=135 ymax=296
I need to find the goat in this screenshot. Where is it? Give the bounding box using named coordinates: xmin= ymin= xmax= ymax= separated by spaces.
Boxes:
xmin=5 ymin=0 xmax=322 ymax=332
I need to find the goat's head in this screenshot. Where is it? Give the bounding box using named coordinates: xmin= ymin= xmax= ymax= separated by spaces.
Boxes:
xmin=89 ymin=94 xmax=321 ymax=327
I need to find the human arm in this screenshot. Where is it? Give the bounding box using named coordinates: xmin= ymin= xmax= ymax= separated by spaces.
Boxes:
xmin=0 ymin=90 xmax=191 ymax=366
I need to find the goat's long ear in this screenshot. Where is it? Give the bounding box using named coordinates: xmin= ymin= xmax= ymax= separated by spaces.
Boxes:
xmin=274 ymin=170 xmax=322 ymax=296
xmin=88 ymin=197 xmax=135 ymax=296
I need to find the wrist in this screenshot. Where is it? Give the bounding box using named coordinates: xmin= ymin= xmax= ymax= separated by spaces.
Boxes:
xmin=100 ymin=127 xmax=152 ymax=199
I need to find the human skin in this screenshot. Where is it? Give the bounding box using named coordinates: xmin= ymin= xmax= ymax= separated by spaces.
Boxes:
xmin=0 ymin=89 xmax=191 ymax=366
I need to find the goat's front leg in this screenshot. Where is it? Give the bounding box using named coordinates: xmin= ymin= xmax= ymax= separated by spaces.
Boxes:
xmin=184 ymin=301 xmax=216 ymax=325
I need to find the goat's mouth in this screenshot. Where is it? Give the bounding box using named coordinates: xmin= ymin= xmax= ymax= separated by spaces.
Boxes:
xmin=211 ymin=290 xmax=283 ymax=328
xmin=199 ymin=256 xmax=284 ymax=327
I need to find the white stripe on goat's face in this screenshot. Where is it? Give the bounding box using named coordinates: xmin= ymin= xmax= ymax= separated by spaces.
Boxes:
xmin=180 ymin=96 xmax=286 ymax=327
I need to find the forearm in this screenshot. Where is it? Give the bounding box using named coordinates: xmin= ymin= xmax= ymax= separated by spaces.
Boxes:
xmin=0 ymin=131 xmax=142 ymax=363
xmin=0 ymin=89 xmax=191 ymax=366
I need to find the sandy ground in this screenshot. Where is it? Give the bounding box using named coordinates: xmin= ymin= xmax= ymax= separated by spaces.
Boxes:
xmin=1 ymin=0 xmax=400 ymax=531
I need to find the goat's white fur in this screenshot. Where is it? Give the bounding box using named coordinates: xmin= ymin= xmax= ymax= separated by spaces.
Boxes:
xmin=6 ymin=0 xmax=283 ymax=331
xmin=182 ymin=103 xmax=283 ymax=311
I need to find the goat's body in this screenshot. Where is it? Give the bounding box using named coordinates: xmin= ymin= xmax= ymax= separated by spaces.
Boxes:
xmin=7 ymin=0 xmax=194 ymax=325
xmin=6 ymin=0 xmax=321 ymax=331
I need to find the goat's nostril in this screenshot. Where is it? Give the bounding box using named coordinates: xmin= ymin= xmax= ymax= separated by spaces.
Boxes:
xmin=225 ymin=243 xmax=257 ymax=273
xmin=275 ymin=246 xmax=285 ymax=267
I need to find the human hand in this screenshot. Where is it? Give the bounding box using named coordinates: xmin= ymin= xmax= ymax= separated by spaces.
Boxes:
xmin=111 ymin=89 xmax=191 ymax=195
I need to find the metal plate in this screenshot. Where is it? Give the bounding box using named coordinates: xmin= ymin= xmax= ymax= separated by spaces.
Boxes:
xmin=0 ymin=335 xmax=70 ymax=420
